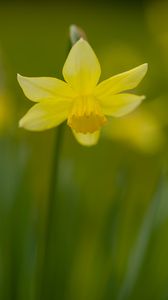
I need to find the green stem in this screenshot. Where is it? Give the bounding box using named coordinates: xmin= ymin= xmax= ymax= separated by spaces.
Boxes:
xmin=46 ymin=122 xmax=65 ymax=246
xmin=38 ymin=123 xmax=65 ymax=299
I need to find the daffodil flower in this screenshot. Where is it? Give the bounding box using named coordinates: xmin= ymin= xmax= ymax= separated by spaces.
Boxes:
xmin=18 ymin=39 xmax=148 ymax=146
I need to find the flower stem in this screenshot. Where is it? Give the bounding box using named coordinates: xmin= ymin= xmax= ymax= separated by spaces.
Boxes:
xmin=37 ymin=123 xmax=65 ymax=299
xmin=46 ymin=122 xmax=65 ymax=246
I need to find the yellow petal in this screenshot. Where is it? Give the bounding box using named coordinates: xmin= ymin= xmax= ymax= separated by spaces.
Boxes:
xmin=72 ymin=130 xmax=100 ymax=146
xmin=95 ymin=63 xmax=148 ymax=97
xmin=63 ymin=39 xmax=101 ymax=95
xmin=19 ymin=98 xmax=71 ymax=131
xmin=17 ymin=74 xmax=76 ymax=102
xmin=100 ymin=93 xmax=145 ymax=117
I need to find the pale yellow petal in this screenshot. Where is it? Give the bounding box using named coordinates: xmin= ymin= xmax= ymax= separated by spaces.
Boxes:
xmin=19 ymin=98 xmax=71 ymax=131
xmin=17 ymin=74 xmax=76 ymax=102
xmin=63 ymin=39 xmax=101 ymax=94
xmin=100 ymin=93 xmax=145 ymax=117
xmin=95 ymin=63 xmax=148 ymax=97
xmin=72 ymin=130 xmax=100 ymax=146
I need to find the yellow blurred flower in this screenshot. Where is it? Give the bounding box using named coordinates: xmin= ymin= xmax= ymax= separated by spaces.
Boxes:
xmin=103 ymin=109 xmax=165 ymax=154
xmin=0 ymin=92 xmax=12 ymax=132
xmin=18 ymin=39 xmax=147 ymax=146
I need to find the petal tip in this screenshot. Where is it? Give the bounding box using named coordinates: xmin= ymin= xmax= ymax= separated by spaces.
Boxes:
xmin=134 ymin=63 xmax=148 ymax=78
xmin=143 ymin=62 xmax=148 ymax=70
xmin=17 ymin=73 xmax=21 ymax=81
xmin=140 ymin=63 xmax=148 ymax=75
xmin=19 ymin=118 xmax=23 ymax=128
xmin=141 ymin=95 xmax=146 ymax=101
xmin=72 ymin=130 xmax=100 ymax=146
xmin=76 ymin=37 xmax=87 ymax=45
xmin=17 ymin=73 xmax=25 ymax=85
xmin=19 ymin=115 xmax=27 ymax=129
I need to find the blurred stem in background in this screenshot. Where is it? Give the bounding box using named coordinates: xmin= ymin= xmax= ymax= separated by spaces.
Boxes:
xmin=37 ymin=25 xmax=87 ymax=300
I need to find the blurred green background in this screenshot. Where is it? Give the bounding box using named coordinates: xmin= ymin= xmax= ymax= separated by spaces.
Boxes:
xmin=0 ymin=0 xmax=168 ymax=299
